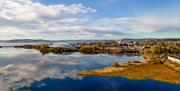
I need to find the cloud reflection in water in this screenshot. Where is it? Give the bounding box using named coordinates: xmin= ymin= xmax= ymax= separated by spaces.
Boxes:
xmin=0 ymin=48 xmax=144 ymax=91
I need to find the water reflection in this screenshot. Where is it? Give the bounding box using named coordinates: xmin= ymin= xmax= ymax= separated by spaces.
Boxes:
xmin=0 ymin=48 xmax=144 ymax=91
xmin=20 ymin=77 xmax=180 ymax=91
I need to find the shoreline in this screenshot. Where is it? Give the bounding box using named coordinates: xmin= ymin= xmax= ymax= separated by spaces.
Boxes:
xmin=77 ymin=61 xmax=180 ymax=84
xmin=0 ymin=44 xmax=141 ymax=55
xmin=1 ymin=42 xmax=179 ymax=84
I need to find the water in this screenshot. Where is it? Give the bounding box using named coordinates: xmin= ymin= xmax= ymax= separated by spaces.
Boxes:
xmin=0 ymin=48 xmax=179 ymax=91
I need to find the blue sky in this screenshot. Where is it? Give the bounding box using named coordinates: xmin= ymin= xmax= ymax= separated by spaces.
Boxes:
xmin=40 ymin=0 xmax=179 ymax=17
xmin=0 ymin=0 xmax=180 ymax=40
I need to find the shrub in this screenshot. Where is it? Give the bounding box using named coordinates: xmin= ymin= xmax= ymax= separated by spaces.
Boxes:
xmin=79 ymin=46 xmax=96 ymax=53
xmin=148 ymin=56 xmax=163 ymax=64
xmin=112 ymin=63 xmax=120 ymax=67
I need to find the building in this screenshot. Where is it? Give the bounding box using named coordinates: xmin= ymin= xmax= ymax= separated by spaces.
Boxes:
xmin=50 ymin=42 xmax=75 ymax=49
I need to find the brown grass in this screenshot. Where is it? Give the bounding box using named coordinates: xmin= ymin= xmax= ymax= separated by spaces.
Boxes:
xmin=78 ymin=63 xmax=180 ymax=84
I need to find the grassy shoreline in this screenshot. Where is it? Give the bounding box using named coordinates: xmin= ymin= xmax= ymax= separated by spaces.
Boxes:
xmin=77 ymin=61 xmax=180 ymax=84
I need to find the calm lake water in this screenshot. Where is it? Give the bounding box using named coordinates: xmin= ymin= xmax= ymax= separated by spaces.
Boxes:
xmin=0 ymin=48 xmax=180 ymax=91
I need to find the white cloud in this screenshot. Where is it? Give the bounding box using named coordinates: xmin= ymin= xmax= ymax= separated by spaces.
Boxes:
xmin=1 ymin=0 xmax=95 ymax=21
xmin=0 ymin=0 xmax=97 ymax=40
xmin=95 ymin=16 xmax=180 ymax=33
xmin=0 ymin=0 xmax=179 ymax=40
xmin=0 ymin=27 xmax=38 ymax=39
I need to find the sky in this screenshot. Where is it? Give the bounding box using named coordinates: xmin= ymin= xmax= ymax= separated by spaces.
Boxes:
xmin=0 ymin=0 xmax=180 ymax=40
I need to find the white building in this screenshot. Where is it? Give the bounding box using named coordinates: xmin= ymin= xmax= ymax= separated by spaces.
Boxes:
xmin=50 ymin=42 xmax=75 ymax=49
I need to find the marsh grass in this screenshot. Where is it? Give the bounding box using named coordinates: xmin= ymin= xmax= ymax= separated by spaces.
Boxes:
xmin=78 ymin=63 xmax=180 ymax=84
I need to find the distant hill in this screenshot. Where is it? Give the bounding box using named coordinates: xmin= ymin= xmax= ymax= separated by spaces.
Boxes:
xmin=0 ymin=39 xmax=111 ymax=44
xmin=0 ymin=38 xmax=179 ymax=43
xmin=121 ymin=38 xmax=180 ymax=42
xmin=0 ymin=39 xmax=54 ymax=43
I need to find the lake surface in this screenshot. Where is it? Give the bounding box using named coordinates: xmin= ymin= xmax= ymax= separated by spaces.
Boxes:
xmin=0 ymin=48 xmax=179 ymax=91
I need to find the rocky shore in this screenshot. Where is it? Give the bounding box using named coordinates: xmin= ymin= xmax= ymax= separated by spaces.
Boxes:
xmin=15 ymin=44 xmax=78 ymax=55
xmin=79 ymin=46 xmax=139 ymax=54
xmin=3 ymin=44 xmax=140 ymax=55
